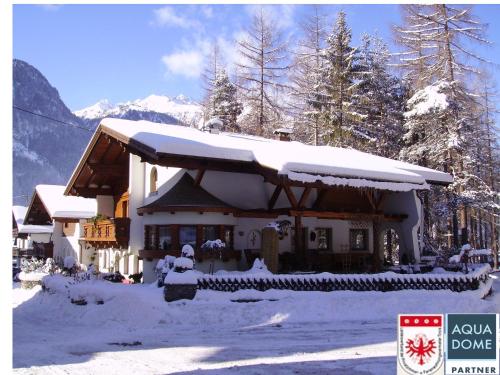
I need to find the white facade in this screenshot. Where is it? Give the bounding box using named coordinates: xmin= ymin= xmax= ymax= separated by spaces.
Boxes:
xmin=92 ymin=156 xmax=422 ymax=283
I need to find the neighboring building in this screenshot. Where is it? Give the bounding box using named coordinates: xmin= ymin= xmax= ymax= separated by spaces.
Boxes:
xmin=64 ymin=118 xmax=453 ymax=283
xmin=23 ymin=185 xmax=97 ymax=266
xmin=12 ymin=205 xmax=53 ymax=260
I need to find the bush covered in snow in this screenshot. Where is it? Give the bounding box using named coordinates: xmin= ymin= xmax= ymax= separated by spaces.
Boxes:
xmin=20 ymin=258 xmax=45 ymax=273
xmin=181 ymin=244 xmax=195 ymax=259
xmin=155 ymin=255 xmax=176 ymax=287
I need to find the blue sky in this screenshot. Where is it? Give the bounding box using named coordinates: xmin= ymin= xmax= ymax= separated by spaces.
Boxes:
xmin=13 ymin=4 xmax=500 ymax=111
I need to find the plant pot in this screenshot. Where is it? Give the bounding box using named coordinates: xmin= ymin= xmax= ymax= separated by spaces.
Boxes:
xmin=164 ymin=283 xmax=197 ymax=302
xmin=21 ymin=280 xmax=41 ymax=289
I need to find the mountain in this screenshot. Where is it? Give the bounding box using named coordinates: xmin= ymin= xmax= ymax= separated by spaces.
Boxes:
xmin=74 ymin=94 xmax=204 ymax=129
xmin=13 ymin=59 xmax=204 ymax=206
xmin=13 ymin=59 xmax=91 ymax=205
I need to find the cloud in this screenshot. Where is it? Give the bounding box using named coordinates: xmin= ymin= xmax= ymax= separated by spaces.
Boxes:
xmin=37 ymin=4 xmax=61 ymax=11
xmin=152 ymin=6 xmax=199 ymax=29
xmin=201 ymin=6 xmax=213 ymax=19
xmin=162 ymin=50 xmax=204 ymax=79
xmin=245 ymin=4 xmax=296 ymax=30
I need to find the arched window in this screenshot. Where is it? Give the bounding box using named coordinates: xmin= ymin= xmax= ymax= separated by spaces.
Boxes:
xmin=150 ymin=167 xmax=158 ymax=194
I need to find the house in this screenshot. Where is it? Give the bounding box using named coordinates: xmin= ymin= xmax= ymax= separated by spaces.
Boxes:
xmin=12 ymin=205 xmax=53 ymax=260
xmin=64 ymin=118 xmax=452 ymax=283
xmin=23 ymin=185 xmax=97 ymax=266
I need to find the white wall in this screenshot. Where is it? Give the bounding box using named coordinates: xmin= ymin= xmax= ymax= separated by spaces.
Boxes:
xmin=96 ymin=195 xmax=114 ymax=218
xmin=52 ymin=220 xmax=88 ymax=266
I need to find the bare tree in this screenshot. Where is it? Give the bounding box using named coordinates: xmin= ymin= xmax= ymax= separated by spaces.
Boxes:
xmin=236 ymin=7 xmax=289 ymax=136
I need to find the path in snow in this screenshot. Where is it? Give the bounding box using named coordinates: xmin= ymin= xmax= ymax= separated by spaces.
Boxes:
xmin=13 ymin=274 xmax=500 ymax=375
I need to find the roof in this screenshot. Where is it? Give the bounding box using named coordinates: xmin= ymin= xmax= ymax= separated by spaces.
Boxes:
xmin=33 ymin=185 xmax=97 ymax=219
xmin=12 ymin=205 xmax=53 ymax=234
xmin=67 ymin=118 xmax=453 ymax=194
xmin=138 ymin=173 xmax=235 ymax=214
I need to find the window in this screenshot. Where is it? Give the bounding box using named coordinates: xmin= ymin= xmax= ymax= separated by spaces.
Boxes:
xmin=350 ymin=229 xmax=368 ymax=251
xmin=316 ymin=228 xmax=331 ymax=250
xmin=144 ymin=224 xmax=233 ymax=250
xmin=179 ymin=226 xmax=197 ymax=248
xmin=223 ymin=226 xmax=233 ymax=249
xmin=158 ymin=226 xmax=172 ymax=251
xmin=145 ymin=225 xmax=156 ymax=250
xmin=150 ymin=167 xmax=158 ymax=194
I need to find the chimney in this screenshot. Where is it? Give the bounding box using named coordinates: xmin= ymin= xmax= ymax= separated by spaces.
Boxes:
xmin=204 ymin=118 xmax=223 ymax=134
xmin=273 ymin=128 xmax=293 ymax=141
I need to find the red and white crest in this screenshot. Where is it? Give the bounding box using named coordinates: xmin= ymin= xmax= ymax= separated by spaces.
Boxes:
xmin=398 ymin=315 xmax=444 ymax=375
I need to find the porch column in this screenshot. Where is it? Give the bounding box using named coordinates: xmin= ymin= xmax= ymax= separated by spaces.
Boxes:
xmin=295 ymin=215 xmax=305 ymax=268
xmin=372 ymin=220 xmax=381 ymax=272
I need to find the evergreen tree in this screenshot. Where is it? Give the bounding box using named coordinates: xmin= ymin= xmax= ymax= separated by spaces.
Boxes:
xmin=322 ymin=11 xmax=365 ymax=147
xmin=288 ymin=6 xmax=329 ymax=145
xmin=395 ymin=4 xmax=493 ymax=252
xmin=209 ymin=70 xmax=243 ymax=133
xmin=356 ymin=34 xmax=405 ymax=157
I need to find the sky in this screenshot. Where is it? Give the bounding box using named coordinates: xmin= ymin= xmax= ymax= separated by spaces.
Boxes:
xmin=13 ymin=4 xmax=500 ymax=111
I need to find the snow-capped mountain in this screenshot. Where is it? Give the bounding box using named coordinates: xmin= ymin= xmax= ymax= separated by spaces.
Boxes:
xmin=75 ymin=94 xmax=204 ymax=129
xmin=13 ymin=58 xmax=203 ymax=205
xmin=13 ymin=59 xmax=91 ymax=205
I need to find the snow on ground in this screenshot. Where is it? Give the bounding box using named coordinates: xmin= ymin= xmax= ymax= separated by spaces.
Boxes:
xmin=13 ymin=273 xmax=500 ymax=375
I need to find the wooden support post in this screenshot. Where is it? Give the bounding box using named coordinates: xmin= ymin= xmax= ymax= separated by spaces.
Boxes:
xmin=261 ymin=227 xmax=279 ymax=273
xmin=295 ymin=215 xmax=305 ymax=269
xmin=372 ymin=220 xmax=381 ymax=272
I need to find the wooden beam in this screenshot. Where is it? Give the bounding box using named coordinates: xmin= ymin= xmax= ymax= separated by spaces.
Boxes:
xmin=86 ymin=163 xmax=127 ymax=175
xmin=268 ymin=185 xmax=282 ymax=210
xmin=298 ymin=187 xmax=312 ymax=208
xmin=282 ymin=184 xmax=298 ymax=209
xmin=193 ymin=169 xmax=206 ymax=187
xmin=71 ymin=186 xmax=113 ymax=197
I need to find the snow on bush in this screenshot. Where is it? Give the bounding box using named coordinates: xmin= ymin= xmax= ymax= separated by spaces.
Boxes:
xmin=164 ymin=270 xmax=198 ymax=285
xmin=173 ymin=257 xmax=194 ymax=272
xmin=64 ymin=256 xmax=76 ymax=269
xmin=20 ymin=258 xmax=45 ymax=273
xmin=181 ymin=244 xmax=195 ymax=258
xmin=201 ymin=239 xmax=225 ymax=250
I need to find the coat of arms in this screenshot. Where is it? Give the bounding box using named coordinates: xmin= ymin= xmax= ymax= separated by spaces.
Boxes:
xmin=398 ymin=315 xmax=444 ymax=375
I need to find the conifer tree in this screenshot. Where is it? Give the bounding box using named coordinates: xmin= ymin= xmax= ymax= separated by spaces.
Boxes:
xmin=209 ymin=70 xmax=243 ymax=133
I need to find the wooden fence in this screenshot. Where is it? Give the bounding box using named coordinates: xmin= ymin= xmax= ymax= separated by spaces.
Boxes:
xmin=197 ymin=265 xmax=491 ymax=293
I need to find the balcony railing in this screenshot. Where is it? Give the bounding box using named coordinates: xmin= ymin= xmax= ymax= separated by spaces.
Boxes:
xmin=83 ymin=218 xmax=130 ymax=248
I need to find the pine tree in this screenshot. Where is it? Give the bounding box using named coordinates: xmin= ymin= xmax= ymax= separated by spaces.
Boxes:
xmin=356 ymin=33 xmax=405 ymax=157
xmin=236 ymin=7 xmax=289 ymax=136
xmin=396 ymin=4 xmax=492 ymax=252
xmin=322 ymin=11 xmax=365 ymax=147
xmin=209 ymin=70 xmax=243 ymax=133
xmin=288 ymin=6 xmax=329 ymax=145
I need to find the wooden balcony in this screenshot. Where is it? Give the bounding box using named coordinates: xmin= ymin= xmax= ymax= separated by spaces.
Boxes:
xmin=83 ymin=218 xmax=130 ymax=248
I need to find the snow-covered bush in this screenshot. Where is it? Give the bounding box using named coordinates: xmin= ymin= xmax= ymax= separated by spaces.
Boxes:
xmin=164 ymin=254 xmax=197 ymax=302
xmin=265 ymin=220 xmax=292 ymax=239
xmin=249 ymin=258 xmax=270 ymax=274
xmin=201 ymin=239 xmax=225 ymax=251
xmin=173 ymin=257 xmax=194 ymax=273
xmin=43 ymin=258 xmax=59 ymax=275
xmin=155 ymin=255 xmax=176 ymax=287
xmin=20 ymin=258 xmax=45 ymax=273
xmin=181 ymin=244 xmax=195 ymax=259
xmin=62 ymin=256 xmax=80 ymax=276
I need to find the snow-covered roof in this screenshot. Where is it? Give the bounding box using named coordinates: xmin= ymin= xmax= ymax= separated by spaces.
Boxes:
xmin=35 ymin=185 xmax=97 ymax=219
xmin=13 ymin=205 xmax=53 ymax=234
xmin=72 ymin=118 xmax=453 ymax=193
